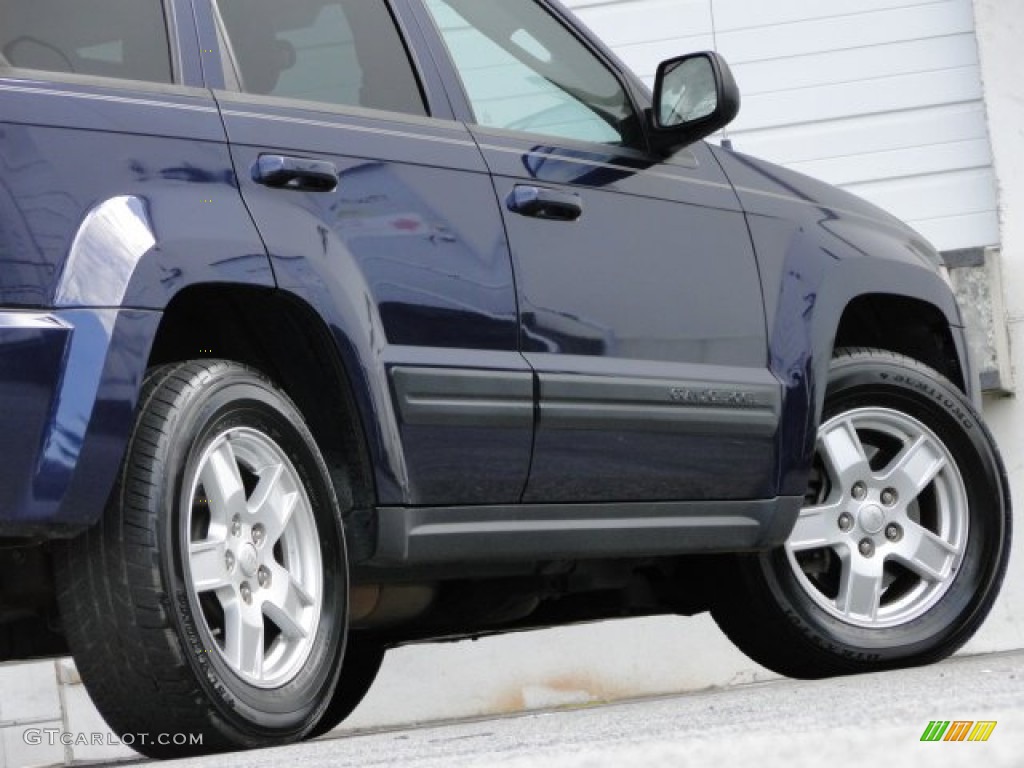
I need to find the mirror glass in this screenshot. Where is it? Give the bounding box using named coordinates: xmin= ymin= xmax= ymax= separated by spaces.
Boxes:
xmin=658 ymin=56 xmax=718 ymax=128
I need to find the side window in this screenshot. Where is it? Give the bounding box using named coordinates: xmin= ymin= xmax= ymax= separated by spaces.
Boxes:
xmin=0 ymin=0 xmax=172 ymax=84
xmin=215 ymin=0 xmax=427 ymax=117
xmin=423 ymin=0 xmax=638 ymax=146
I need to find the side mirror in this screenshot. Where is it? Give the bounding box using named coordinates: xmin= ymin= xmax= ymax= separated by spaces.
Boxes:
xmin=649 ymin=52 xmax=740 ymax=155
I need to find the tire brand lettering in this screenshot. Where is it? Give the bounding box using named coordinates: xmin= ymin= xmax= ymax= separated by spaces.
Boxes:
xmin=781 ymin=607 xmax=882 ymax=662
xmin=177 ymin=590 xmax=235 ymax=705
xmin=178 ymin=591 xmax=215 ymax=672
xmin=880 ymin=373 xmax=974 ymax=430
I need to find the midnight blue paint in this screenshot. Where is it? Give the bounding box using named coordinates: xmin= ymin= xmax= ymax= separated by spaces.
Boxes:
xmin=0 ymin=0 xmax=973 ymax=537
xmin=710 ymin=145 xmax=968 ymax=496
xmin=469 ymin=131 xmax=773 ymax=502
xmin=0 ymin=309 xmax=160 ymax=534
xmin=0 ymin=81 xmax=270 ymax=310
xmin=209 ymin=85 xmax=529 ymax=505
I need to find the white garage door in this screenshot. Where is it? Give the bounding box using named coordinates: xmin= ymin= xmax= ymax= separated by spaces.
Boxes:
xmin=564 ymin=0 xmax=999 ymax=252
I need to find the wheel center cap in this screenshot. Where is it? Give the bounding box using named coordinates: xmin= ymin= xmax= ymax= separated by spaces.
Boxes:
xmin=239 ymin=543 xmax=259 ymax=578
xmin=858 ymin=504 xmax=885 ymax=534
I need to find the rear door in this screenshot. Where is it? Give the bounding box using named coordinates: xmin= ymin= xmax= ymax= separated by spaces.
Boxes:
xmin=416 ymin=0 xmax=780 ymax=503
xmin=194 ymin=0 xmax=532 ymax=506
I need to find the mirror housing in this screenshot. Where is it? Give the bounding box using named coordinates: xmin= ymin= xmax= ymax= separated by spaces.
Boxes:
xmin=649 ymin=52 xmax=740 ymax=155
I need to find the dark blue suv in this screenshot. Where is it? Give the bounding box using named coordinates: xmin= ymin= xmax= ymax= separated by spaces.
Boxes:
xmin=0 ymin=0 xmax=1011 ymax=757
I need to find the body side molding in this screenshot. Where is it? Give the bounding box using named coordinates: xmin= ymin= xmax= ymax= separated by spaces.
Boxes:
xmin=538 ymin=372 xmax=780 ymax=434
xmin=390 ymin=366 xmax=534 ymax=428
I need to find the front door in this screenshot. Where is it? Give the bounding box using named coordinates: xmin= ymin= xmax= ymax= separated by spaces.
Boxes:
xmin=418 ymin=0 xmax=780 ymax=503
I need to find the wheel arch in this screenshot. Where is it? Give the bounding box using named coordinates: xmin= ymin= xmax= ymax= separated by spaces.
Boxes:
xmin=147 ymin=284 xmax=380 ymax=560
xmin=810 ymin=262 xmax=968 ymax=415
xmin=832 ymin=293 xmax=966 ymax=393
xmin=773 ymin=254 xmax=972 ymax=499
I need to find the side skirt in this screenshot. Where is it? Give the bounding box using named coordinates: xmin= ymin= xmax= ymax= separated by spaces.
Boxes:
xmin=370 ymin=497 xmax=802 ymax=565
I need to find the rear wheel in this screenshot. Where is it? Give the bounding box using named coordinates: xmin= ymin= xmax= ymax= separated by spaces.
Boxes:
xmin=55 ymin=361 xmax=349 ymax=757
xmin=308 ymin=638 xmax=387 ymax=738
xmin=712 ymin=349 xmax=1011 ymax=678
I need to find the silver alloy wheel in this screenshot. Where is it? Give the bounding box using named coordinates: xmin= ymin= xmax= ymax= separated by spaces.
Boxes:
xmin=185 ymin=427 xmax=323 ymax=689
xmin=786 ymin=407 xmax=969 ymax=629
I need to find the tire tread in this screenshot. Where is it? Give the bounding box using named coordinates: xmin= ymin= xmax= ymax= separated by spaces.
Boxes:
xmin=710 ymin=347 xmax=1012 ymax=679
xmin=54 ymin=362 xmax=309 ymax=756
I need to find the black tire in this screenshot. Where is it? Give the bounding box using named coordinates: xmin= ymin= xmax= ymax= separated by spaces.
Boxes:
xmin=308 ymin=638 xmax=387 ymax=739
xmin=54 ymin=361 xmax=349 ymax=758
xmin=711 ymin=348 xmax=1011 ymax=678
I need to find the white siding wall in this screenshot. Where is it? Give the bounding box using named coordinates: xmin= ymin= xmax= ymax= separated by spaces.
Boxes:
xmin=564 ymin=0 xmax=999 ymax=252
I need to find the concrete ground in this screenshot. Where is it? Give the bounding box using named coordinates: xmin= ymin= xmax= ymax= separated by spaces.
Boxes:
xmin=134 ymin=650 xmax=1024 ymax=768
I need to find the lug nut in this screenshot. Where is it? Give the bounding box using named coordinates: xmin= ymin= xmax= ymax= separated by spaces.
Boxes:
xmin=240 ymin=582 xmax=253 ymax=604
xmin=838 ymin=513 xmax=854 ymax=532
xmin=852 ymin=482 xmax=868 ymax=501
xmin=231 ymin=515 xmax=242 ymax=538
xmin=881 ymin=489 xmax=898 ymax=507
xmin=225 ymin=550 xmax=236 ymax=573
xmin=886 ymin=524 xmax=903 ymax=542
xmin=257 ymin=565 xmax=272 ymax=589
xmin=252 ymin=524 xmax=267 ymax=548
xmin=858 ymin=539 xmax=875 ymax=558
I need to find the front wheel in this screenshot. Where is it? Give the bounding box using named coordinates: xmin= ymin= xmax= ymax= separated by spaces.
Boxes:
xmin=55 ymin=361 xmax=349 ymax=757
xmin=712 ymin=348 xmax=1011 ymax=678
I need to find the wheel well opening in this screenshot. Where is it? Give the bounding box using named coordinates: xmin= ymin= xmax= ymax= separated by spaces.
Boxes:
xmin=148 ymin=286 xmax=376 ymax=515
xmin=834 ymin=294 xmax=965 ymax=392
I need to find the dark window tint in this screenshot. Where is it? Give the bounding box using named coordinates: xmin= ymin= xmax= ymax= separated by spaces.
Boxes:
xmin=215 ymin=0 xmax=427 ymax=116
xmin=0 ymin=1 xmax=172 ymax=84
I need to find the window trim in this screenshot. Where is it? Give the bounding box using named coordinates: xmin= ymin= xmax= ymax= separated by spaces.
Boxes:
xmin=411 ymin=0 xmax=651 ymax=152
xmin=208 ymin=1 xmax=242 ymax=92
xmin=164 ymin=0 xmax=186 ymax=85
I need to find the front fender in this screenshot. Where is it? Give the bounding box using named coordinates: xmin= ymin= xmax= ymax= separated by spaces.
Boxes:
xmin=713 ymin=146 xmax=965 ymax=498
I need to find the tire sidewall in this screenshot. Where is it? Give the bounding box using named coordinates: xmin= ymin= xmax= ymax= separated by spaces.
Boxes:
xmin=154 ymin=368 xmax=347 ymax=736
xmin=307 ymin=638 xmax=387 ymax=738
xmin=757 ymin=355 xmax=1009 ymax=664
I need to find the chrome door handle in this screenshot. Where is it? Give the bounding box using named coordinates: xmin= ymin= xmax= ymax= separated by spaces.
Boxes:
xmin=253 ymin=155 xmax=339 ymax=192
xmin=507 ymin=185 xmax=583 ymax=221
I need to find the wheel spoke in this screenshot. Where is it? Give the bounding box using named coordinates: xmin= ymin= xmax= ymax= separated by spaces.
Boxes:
xmin=200 ymin=439 xmax=248 ymax=522
xmin=819 ymin=418 xmax=870 ymax=488
xmin=836 ymin=552 xmax=885 ymax=621
xmin=880 ymin=435 xmax=946 ymax=504
xmin=224 ymin=603 xmax=265 ymax=680
xmin=787 ymin=499 xmax=846 ymax=552
xmin=262 ymin=564 xmax=314 ymax=640
xmin=249 ymin=462 xmax=297 ymax=546
xmin=790 ymin=402 xmax=973 ymax=630
xmin=189 ymin=537 xmax=230 ymax=593
xmin=187 ymin=426 xmax=325 ymax=688
xmin=890 ymin=518 xmax=958 ymax=582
